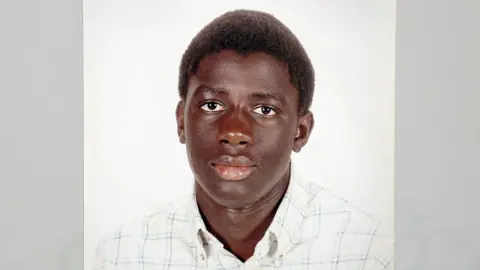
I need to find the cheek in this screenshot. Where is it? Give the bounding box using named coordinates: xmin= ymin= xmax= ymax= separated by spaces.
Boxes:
xmin=185 ymin=117 xmax=217 ymax=150
xmin=255 ymin=126 xmax=295 ymax=156
xmin=185 ymin=121 xmax=217 ymax=174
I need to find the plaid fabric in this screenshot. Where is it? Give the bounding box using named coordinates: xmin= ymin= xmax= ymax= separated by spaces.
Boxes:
xmin=93 ymin=165 xmax=394 ymax=269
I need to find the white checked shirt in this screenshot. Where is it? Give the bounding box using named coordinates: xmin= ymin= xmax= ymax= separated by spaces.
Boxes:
xmin=93 ymin=166 xmax=394 ymax=270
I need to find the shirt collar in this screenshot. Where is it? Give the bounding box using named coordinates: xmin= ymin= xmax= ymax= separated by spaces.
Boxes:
xmin=266 ymin=161 xmax=310 ymax=255
xmin=188 ymin=192 xmax=209 ymax=244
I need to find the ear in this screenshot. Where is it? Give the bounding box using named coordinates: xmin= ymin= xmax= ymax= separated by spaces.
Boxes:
xmin=175 ymin=100 xmax=186 ymax=144
xmin=293 ymin=110 xmax=314 ymax=153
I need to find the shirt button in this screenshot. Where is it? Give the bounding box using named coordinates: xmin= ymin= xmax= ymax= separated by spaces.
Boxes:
xmin=200 ymin=254 xmax=205 ymax=261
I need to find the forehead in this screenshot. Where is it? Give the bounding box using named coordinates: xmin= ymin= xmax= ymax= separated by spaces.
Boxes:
xmin=188 ymin=50 xmax=296 ymax=96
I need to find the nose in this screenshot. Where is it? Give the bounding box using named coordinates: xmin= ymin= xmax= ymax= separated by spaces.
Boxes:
xmin=219 ymin=132 xmax=252 ymax=146
xmin=217 ymin=112 xmax=253 ymax=149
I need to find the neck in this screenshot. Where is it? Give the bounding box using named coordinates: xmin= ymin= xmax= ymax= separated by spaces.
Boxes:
xmin=195 ymin=169 xmax=290 ymax=260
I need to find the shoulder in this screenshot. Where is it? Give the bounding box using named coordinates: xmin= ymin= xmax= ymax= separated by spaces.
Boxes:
xmin=92 ymin=195 xmax=194 ymax=270
xmin=300 ymin=180 xmax=394 ymax=269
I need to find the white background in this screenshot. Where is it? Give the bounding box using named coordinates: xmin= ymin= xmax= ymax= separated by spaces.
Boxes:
xmin=84 ymin=1 xmax=396 ymax=269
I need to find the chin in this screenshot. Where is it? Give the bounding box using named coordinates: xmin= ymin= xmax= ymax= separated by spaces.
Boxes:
xmin=203 ymin=177 xmax=261 ymax=207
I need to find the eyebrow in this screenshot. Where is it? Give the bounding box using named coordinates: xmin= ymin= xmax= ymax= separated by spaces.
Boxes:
xmin=249 ymin=92 xmax=286 ymax=105
xmin=196 ymin=85 xmax=286 ymax=105
xmin=200 ymin=87 xmax=229 ymax=96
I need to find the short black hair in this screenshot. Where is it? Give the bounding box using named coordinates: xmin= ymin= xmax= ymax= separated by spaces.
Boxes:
xmin=178 ymin=9 xmax=315 ymax=114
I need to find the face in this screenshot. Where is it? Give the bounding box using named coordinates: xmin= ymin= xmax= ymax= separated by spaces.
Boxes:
xmin=176 ymin=50 xmax=314 ymax=208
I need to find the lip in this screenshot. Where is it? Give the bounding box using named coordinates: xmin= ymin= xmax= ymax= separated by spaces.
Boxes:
xmin=210 ymin=155 xmax=256 ymax=181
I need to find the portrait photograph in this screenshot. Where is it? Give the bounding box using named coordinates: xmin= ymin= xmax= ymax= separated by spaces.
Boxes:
xmin=84 ymin=1 xmax=396 ymax=269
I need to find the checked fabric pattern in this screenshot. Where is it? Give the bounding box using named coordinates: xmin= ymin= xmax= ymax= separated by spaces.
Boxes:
xmin=93 ymin=166 xmax=394 ymax=270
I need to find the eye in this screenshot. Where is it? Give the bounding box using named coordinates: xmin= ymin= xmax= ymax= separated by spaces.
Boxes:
xmin=252 ymin=105 xmax=277 ymax=116
xmin=200 ymin=101 xmax=225 ymax=112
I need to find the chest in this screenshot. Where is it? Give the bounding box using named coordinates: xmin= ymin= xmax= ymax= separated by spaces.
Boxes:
xmin=105 ymin=236 xmax=374 ymax=270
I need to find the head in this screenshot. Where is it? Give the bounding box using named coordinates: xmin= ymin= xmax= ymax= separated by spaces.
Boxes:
xmin=175 ymin=9 xmax=315 ymax=209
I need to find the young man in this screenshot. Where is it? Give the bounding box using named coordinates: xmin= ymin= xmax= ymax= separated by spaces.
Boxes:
xmin=94 ymin=9 xmax=394 ymax=270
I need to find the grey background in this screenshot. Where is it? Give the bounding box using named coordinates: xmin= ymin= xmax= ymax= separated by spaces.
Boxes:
xmin=0 ymin=0 xmax=479 ymax=269
xmin=395 ymin=0 xmax=480 ymax=269
xmin=0 ymin=0 xmax=83 ymax=269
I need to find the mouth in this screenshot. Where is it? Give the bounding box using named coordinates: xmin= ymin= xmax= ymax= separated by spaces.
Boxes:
xmin=210 ymin=155 xmax=256 ymax=181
